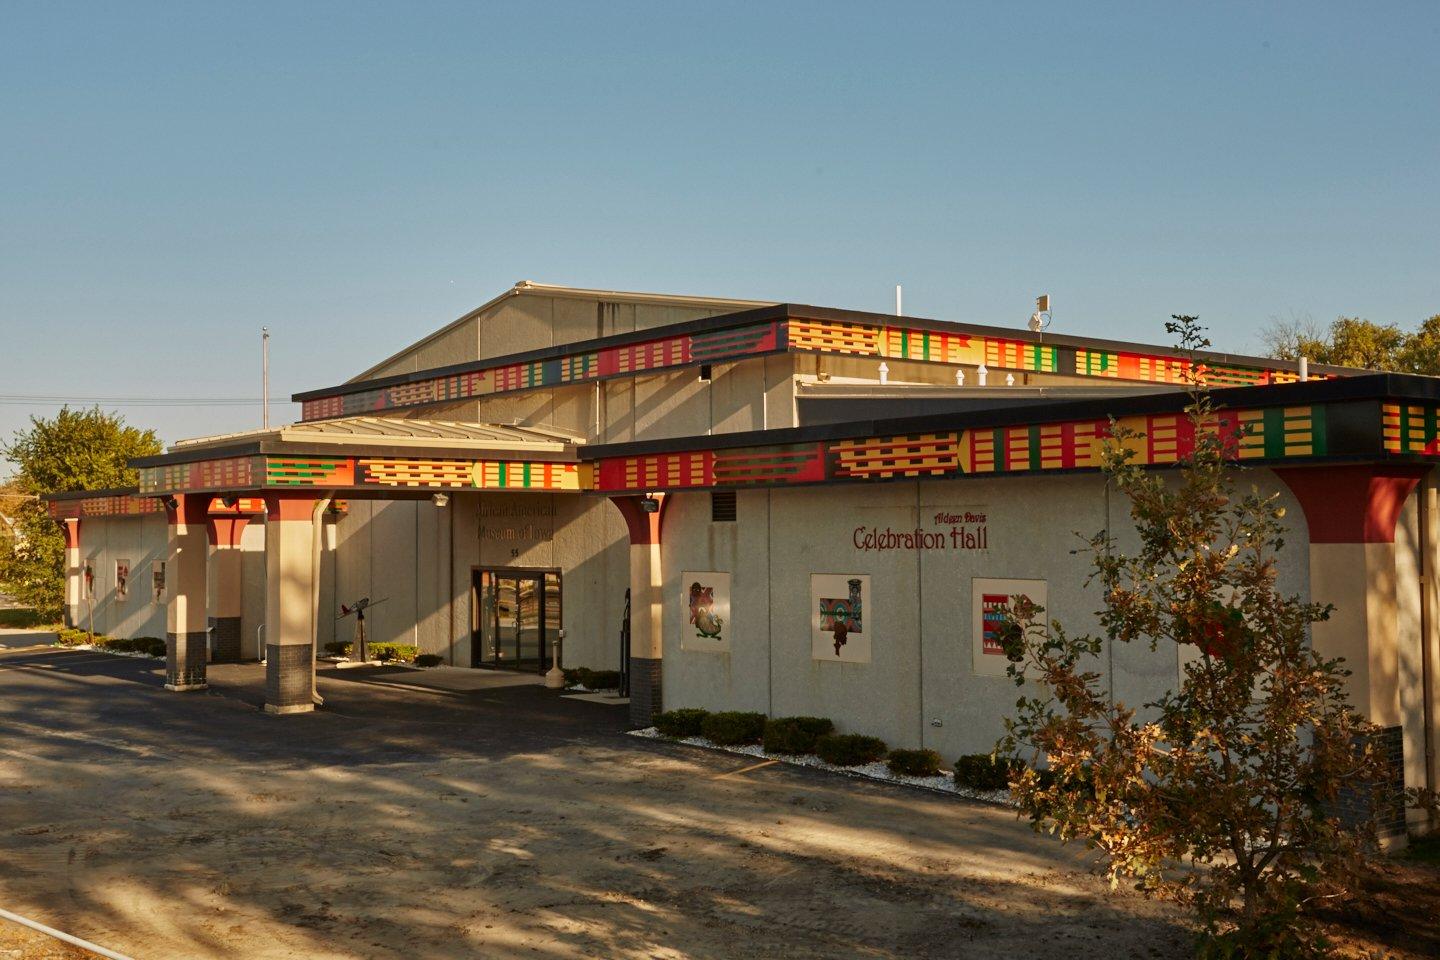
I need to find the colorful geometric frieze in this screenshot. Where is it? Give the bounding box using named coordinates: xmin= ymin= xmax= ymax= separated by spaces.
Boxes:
xmin=354 ymin=457 xmax=583 ymax=490
xmin=358 ymin=458 xmax=474 ymax=488
xmin=1074 ymin=350 xmax=1318 ymax=388
xmin=48 ymin=494 xmax=163 ymax=519
xmin=266 ymin=457 xmax=356 ymax=487
xmin=298 ymin=308 xmax=1330 ymax=422
xmin=472 ymin=461 xmax=581 ymax=491
xmin=830 ymin=434 xmax=962 ymax=479
xmin=299 ymin=321 xmax=787 ymax=421
xmin=592 ymin=404 xmax=1330 ymax=491
xmin=1383 ymin=403 xmax=1440 ymax=455
xmin=138 ymin=456 xmax=259 ymax=494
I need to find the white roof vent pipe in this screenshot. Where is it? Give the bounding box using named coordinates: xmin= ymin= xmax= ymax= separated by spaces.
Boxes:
xmin=976 ymin=363 xmax=988 ymax=386
xmin=1006 ymin=373 xmax=1016 ymax=386
xmin=878 ymin=362 xmax=890 ymax=385
xmin=956 ymin=369 xmax=965 ymax=386
xmin=1298 ymin=356 xmax=1309 ymax=382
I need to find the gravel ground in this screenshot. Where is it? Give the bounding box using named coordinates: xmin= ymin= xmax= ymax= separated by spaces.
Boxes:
xmin=0 ymin=630 xmax=1196 ymax=959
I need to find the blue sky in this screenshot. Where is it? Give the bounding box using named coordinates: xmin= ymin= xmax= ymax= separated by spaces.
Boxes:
xmin=2 ymin=1 xmax=1437 ymax=456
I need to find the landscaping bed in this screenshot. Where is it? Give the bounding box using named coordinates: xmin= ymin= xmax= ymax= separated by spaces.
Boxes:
xmin=633 ymin=708 xmax=1015 ymax=805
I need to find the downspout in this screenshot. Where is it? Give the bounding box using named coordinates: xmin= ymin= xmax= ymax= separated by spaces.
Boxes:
xmin=310 ymin=493 xmax=333 ymax=706
xmin=1422 ymin=476 xmax=1438 ymax=827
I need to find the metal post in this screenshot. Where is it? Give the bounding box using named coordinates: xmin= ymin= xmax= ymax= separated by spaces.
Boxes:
xmin=262 ymin=326 xmax=271 ymax=430
xmin=619 ymin=588 xmax=631 ymax=698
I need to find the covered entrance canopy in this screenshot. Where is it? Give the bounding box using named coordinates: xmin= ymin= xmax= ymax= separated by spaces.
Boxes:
xmin=49 ymin=416 xmax=589 ymax=716
xmin=135 ymin=415 xmax=588 ymax=498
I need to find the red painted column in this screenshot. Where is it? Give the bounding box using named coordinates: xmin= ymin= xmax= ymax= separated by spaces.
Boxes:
xmin=163 ymin=494 xmax=212 ymax=691
xmin=207 ymin=508 xmax=251 ymax=664
xmin=261 ymin=493 xmax=322 ymax=714
xmin=609 ymin=494 xmax=669 ymax=726
xmin=1274 ymin=464 xmax=1428 ymax=842
xmin=59 ymin=518 xmax=82 ymax=628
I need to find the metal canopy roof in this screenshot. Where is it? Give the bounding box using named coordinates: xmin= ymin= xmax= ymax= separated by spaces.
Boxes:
xmin=167 ymin=416 xmax=583 ymax=455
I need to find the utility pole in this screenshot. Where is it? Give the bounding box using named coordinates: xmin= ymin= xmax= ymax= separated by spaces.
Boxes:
xmin=262 ymin=326 xmax=270 ymax=430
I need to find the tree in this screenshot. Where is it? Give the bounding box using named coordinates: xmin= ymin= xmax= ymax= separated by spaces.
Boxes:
xmin=1396 ymin=314 xmax=1440 ymax=376
xmin=997 ymin=318 xmax=1388 ymax=958
xmin=1263 ymin=313 xmax=1440 ymax=374
xmin=0 ymin=408 xmax=161 ymax=618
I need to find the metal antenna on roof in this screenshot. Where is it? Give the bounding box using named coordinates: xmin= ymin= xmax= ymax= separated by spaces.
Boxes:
xmin=262 ymin=327 xmax=271 ymax=430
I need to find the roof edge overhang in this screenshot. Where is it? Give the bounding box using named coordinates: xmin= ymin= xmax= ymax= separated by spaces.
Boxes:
xmin=348 ymin=280 xmax=773 ymax=384
xmin=131 ymin=438 xmax=583 ymax=471
xmin=586 ymin=372 xmax=1436 ymax=459
xmin=298 ymin=302 xmax=1369 ymax=404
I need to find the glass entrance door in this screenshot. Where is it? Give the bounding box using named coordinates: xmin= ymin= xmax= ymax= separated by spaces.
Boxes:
xmin=473 ymin=570 xmax=560 ymax=672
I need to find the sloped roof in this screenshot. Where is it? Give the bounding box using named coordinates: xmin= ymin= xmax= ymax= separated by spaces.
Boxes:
xmin=168 ymin=416 xmax=583 ymax=455
xmin=349 ymin=280 xmax=773 ymax=384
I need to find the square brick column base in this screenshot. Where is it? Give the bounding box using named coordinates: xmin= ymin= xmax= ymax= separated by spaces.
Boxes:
xmin=1333 ymin=725 xmax=1407 ymax=848
xmin=264 ymin=643 xmax=314 ymax=715
xmin=208 ymin=616 xmax=243 ymax=663
xmin=165 ymin=631 xmax=208 ymax=691
xmin=629 ymin=656 xmax=662 ymax=728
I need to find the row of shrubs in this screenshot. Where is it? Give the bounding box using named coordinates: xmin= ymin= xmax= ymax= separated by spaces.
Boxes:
xmin=55 ymin=628 xmax=167 ymax=659
xmin=654 ymin=707 xmax=1023 ymax=788
xmin=322 ymin=640 xmax=422 ymax=663
xmin=562 ymin=667 xmax=622 ymax=690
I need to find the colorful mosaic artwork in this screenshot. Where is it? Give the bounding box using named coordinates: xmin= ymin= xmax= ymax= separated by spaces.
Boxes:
xmin=266 ymin=458 xmax=356 ymax=487
xmin=300 ymin=321 xmax=788 ymax=421
xmin=138 ymin=456 xmax=257 ymax=494
xmin=297 ymin=308 xmax=1322 ymax=421
xmin=1382 ymin=403 xmax=1440 ymax=455
xmin=594 ymin=404 xmax=1331 ymax=492
xmin=48 ymin=494 xmax=164 ymax=519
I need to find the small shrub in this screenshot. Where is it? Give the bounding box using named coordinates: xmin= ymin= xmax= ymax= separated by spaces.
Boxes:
xmin=368 ymin=642 xmax=419 ymax=663
xmin=655 ymin=708 xmax=709 ymax=739
xmin=56 ymin=627 xmax=95 ymax=646
xmin=323 ymin=641 xmax=352 ymax=657
xmin=700 ymin=711 xmax=766 ymax=746
xmin=886 ymin=748 xmax=943 ymax=777
xmin=585 ymin=669 xmax=621 ymax=690
xmin=0 ymin=609 xmax=51 ymax=629
xmin=953 ymin=754 xmax=1020 ymax=791
xmin=762 ymin=716 xmax=835 ymax=754
xmin=414 ymin=653 xmax=445 ymax=668
xmin=134 ymin=637 xmax=166 ymax=657
xmin=816 ymin=734 xmax=888 ymax=767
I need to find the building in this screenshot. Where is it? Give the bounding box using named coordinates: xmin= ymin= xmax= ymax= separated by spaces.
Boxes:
xmin=45 ymin=281 xmax=1440 ymax=838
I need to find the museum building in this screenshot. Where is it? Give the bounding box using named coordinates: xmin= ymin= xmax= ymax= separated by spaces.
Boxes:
xmin=45 ymin=281 xmax=1440 ymax=837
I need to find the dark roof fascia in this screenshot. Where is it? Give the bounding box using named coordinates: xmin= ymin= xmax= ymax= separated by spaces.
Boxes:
xmin=584 ymin=373 xmax=1432 ymax=459
xmin=292 ymin=304 xmax=794 ymax=402
xmin=293 ymin=302 xmax=1364 ymax=404
xmin=777 ymin=303 xmax=1364 ymax=376
xmin=129 ymin=439 xmax=581 ymax=471
xmin=42 ymin=487 xmax=142 ymax=502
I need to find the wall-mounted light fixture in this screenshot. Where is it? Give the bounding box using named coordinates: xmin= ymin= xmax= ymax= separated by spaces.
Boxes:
xmin=640 ymin=494 xmax=660 ymax=514
xmin=160 ymin=495 xmax=179 ymax=511
xmin=431 ymin=492 xmax=450 ymax=507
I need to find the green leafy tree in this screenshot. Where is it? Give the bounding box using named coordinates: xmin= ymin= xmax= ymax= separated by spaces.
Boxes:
xmin=0 ymin=408 xmax=161 ymax=618
xmin=1264 ymin=313 xmax=1440 ymax=374
xmin=998 ymin=318 xmax=1388 ymax=958
xmin=1396 ymin=314 xmax=1440 ymax=375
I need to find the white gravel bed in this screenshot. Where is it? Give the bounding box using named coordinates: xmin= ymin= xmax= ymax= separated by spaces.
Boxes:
xmin=629 ymin=727 xmax=1014 ymax=806
xmin=52 ymin=642 xmax=163 ymax=661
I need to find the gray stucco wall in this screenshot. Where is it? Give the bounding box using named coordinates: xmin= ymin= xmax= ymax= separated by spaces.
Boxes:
xmin=658 ymin=469 xmax=1312 ymax=759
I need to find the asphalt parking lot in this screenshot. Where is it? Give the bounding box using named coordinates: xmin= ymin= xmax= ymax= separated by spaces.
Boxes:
xmin=0 ymin=629 xmax=1189 ymax=959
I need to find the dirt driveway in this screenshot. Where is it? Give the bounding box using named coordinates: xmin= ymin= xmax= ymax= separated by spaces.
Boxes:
xmin=0 ymin=629 xmax=1191 ymax=959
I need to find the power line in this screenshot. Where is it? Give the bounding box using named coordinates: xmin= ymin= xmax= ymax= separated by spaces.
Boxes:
xmin=0 ymin=395 xmax=300 ymax=407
